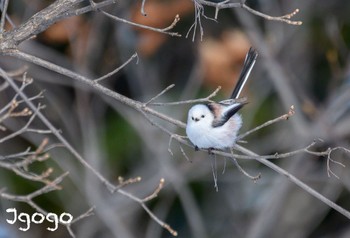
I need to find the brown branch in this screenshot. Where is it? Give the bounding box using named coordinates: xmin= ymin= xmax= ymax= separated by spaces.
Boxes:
xmin=117 ymin=176 xmax=142 ymax=189
xmin=145 ymin=84 xmax=176 ymax=105
xmin=0 ymin=65 xmax=178 ymax=236
xmin=195 ymin=0 xmax=302 ymax=25
xmin=234 ymin=144 xmax=350 ymax=219
xmin=142 ymin=178 xmax=165 ymax=202
xmin=150 ymin=86 xmax=221 ymax=106
xmin=0 ymin=0 xmax=84 ymax=49
xmin=241 ymin=5 xmax=302 ymax=25
xmin=58 ymin=0 xmax=116 ymax=19
xmin=94 ymin=53 xmax=138 ymax=83
xmin=0 ymin=172 xmax=68 ymax=206
xmin=117 ymin=183 xmax=178 ymax=236
xmin=0 ymin=104 xmax=42 ymax=143
xmin=238 ymin=105 xmax=295 ymax=140
xmin=188 ymin=0 xmax=302 ymax=40
xmin=100 ymin=11 xmax=181 ymax=37
xmin=1 ymin=173 xmax=96 ymax=237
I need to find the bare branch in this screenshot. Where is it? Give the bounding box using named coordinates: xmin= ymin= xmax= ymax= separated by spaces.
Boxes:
xmin=150 ymin=86 xmax=221 ymax=106
xmin=57 ymin=0 xmax=116 ymax=20
xmin=0 ymin=104 xmax=42 ymax=143
xmin=142 ymin=178 xmax=165 ymax=202
xmin=141 ymin=202 xmax=178 ymax=236
xmin=67 ymin=207 xmax=95 ymax=237
xmin=238 ymin=105 xmax=295 ymax=140
xmin=0 ymin=0 xmax=9 ymax=34
xmin=242 ymin=5 xmax=302 ymax=25
xmin=145 ymin=84 xmax=175 ymax=105
xmin=209 ymin=153 xmax=219 ymax=191
xmin=4 ymin=51 xmax=186 ymax=129
xmin=188 ymin=0 xmax=302 ymax=40
xmin=117 ymin=176 xmax=142 ymax=189
xmin=229 ymin=148 xmax=261 ymax=182
xmin=195 ymin=0 xmax=302 ymax=25
xmin=0 ymin=172 xmax=68 ymax=204
xmin=101 ymin=11 xmax=181 ymax=37
xmin=0 ymin=66 xmax=117 ymax=190
xmin=0 ymin=65 xmax=178 ymax=236
xmin=141 ymin=0 xmax=148 ymax=16
xmin=0 ymin=0 xmax=84 ymax=48
xmin=327 ymin=147 xmax=349 ymax=179
xmin=1 ymin=173 xmax=93 ymax=237
xmin=233 ymin=144 xmax=350 ymax=219
xmin=94 ymin=53 xmax=138 ymax=83
xmin=117 ymin=184 xmax=178 ymax=236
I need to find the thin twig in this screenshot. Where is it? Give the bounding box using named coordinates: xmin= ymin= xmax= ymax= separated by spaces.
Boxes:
xmin=60 ymin=0 xmax=116 ymax=19
xmin=188 ymin=0 xmax=302 ymax=40
xmin=242 ymin=5 xmax=302 ymax=25
xmin=229 ymin=148 xmax=261 ymax=182
xmin=327 ymin=147 xmax=349 ymax=179
xmin=1 ymin=172 xmax=68 ymax=202
xmin=145 ymin=84 xmax=175 ymax=105
xmin=168 ymin=134 xmax=192 ymax=162
xmin=101 ymin=11 xmax=181 ymax=37
xmin=234 ymin=144 xmax=350 ymax=220
xmin=141 ymin=203 xmax=178 ymax=236
xmin=1 ymin=173 xmax=94 ymax=237
xmin=117 ymin=187 xmax=178 ymax=236
xmin=179 ymin=144 xmax=192 ymax=162
xmin=117 ymin=176 xmax=142 ymax=189
xmin=0 ymin=104 xmax=42 ymax=143
xmin=94 ymin=53 xmax=138 ymax=83
xmin=209 ymin=153 xmax=219 ymax=192
xmin=215 ymin=0 xmax=229 ymax=19
xmin=142 ymin=178 xmax=165 ymax=202
xmin=0 ymin=0 xmax=10 ymax=34
xmin=5 ymin=51 xmax=187 ymax=129
xmin=195 ymin=0 xmax=302 ymax=25
xmin=0 ymin=67 xmax=117 ymax=192
xmin=67 ymin=207 xmax=95 ymax=237
xmin=238 ymin=105 xmax=295 ymax=140
xmin=6 ymin=65 xmax=29 ymax=77
xmin=150 ymin=86 xmax=221 ymax=106
xmin=141 ymin=0 xmax=147 ymax=16
xmin=0 ymin=65 xmax=179 ymax=236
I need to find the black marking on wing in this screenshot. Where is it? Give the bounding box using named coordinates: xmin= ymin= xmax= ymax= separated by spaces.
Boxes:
xmin=206 ymin=103 xmax=220 ymax=118
xmin=230 ymin=47 xmax=258 ymax=99
xmin=211 ymin=103 xmax=246 ymax=128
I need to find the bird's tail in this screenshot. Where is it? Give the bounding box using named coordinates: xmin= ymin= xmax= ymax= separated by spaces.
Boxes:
xmin=230 ymin=47 xmax=258 ymax=99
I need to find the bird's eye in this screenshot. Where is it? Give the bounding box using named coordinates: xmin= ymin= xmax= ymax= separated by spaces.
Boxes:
xmin=201 ymin=115 xmax=205 ymax=118
xmin=191 ymin=116 xmax=194 ymax=120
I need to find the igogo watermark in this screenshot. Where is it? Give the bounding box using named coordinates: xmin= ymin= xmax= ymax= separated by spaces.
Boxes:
xmin=5 ymin=208 xmax=73 ymax=232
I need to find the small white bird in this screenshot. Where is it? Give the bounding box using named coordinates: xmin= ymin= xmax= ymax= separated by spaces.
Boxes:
xmin=186 ymin=47 xmax=258 ymax=151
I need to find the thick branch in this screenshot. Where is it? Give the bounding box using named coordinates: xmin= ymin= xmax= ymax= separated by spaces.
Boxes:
xmin=0 ymin=0 xmax=83 ymax=49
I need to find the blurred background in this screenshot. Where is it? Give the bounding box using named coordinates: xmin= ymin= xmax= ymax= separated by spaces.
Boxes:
xmin=1 ymin=0 xmax=350 ymax=237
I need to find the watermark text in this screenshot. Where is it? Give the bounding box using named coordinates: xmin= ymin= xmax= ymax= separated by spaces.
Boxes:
xmin=5 ymin=208 xmax=73 ymax=231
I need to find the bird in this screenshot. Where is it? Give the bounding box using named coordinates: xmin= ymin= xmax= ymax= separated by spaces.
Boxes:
xmin=186 ymin=47 xmax=258 ymax=151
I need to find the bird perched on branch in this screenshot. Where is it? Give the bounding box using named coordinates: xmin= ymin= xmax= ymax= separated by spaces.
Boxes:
xmin=186 ymin=47 xmax=258 ymax=150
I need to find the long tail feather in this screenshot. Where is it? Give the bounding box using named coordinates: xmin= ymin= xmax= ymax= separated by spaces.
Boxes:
xmin=230 ymin=47 xmax=258 ymax=99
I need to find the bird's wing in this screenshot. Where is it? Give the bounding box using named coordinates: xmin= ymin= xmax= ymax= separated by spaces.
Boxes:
xmin=210 ymin=102 xmax=246 ymax=128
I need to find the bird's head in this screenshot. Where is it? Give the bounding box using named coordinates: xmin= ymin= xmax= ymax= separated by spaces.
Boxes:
xmin=187 ymin=104 xmax=214 ymax=126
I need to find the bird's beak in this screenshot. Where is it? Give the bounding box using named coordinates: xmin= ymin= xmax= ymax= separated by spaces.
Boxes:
xmin=194 ymin=118 xmax=199 ymax=122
